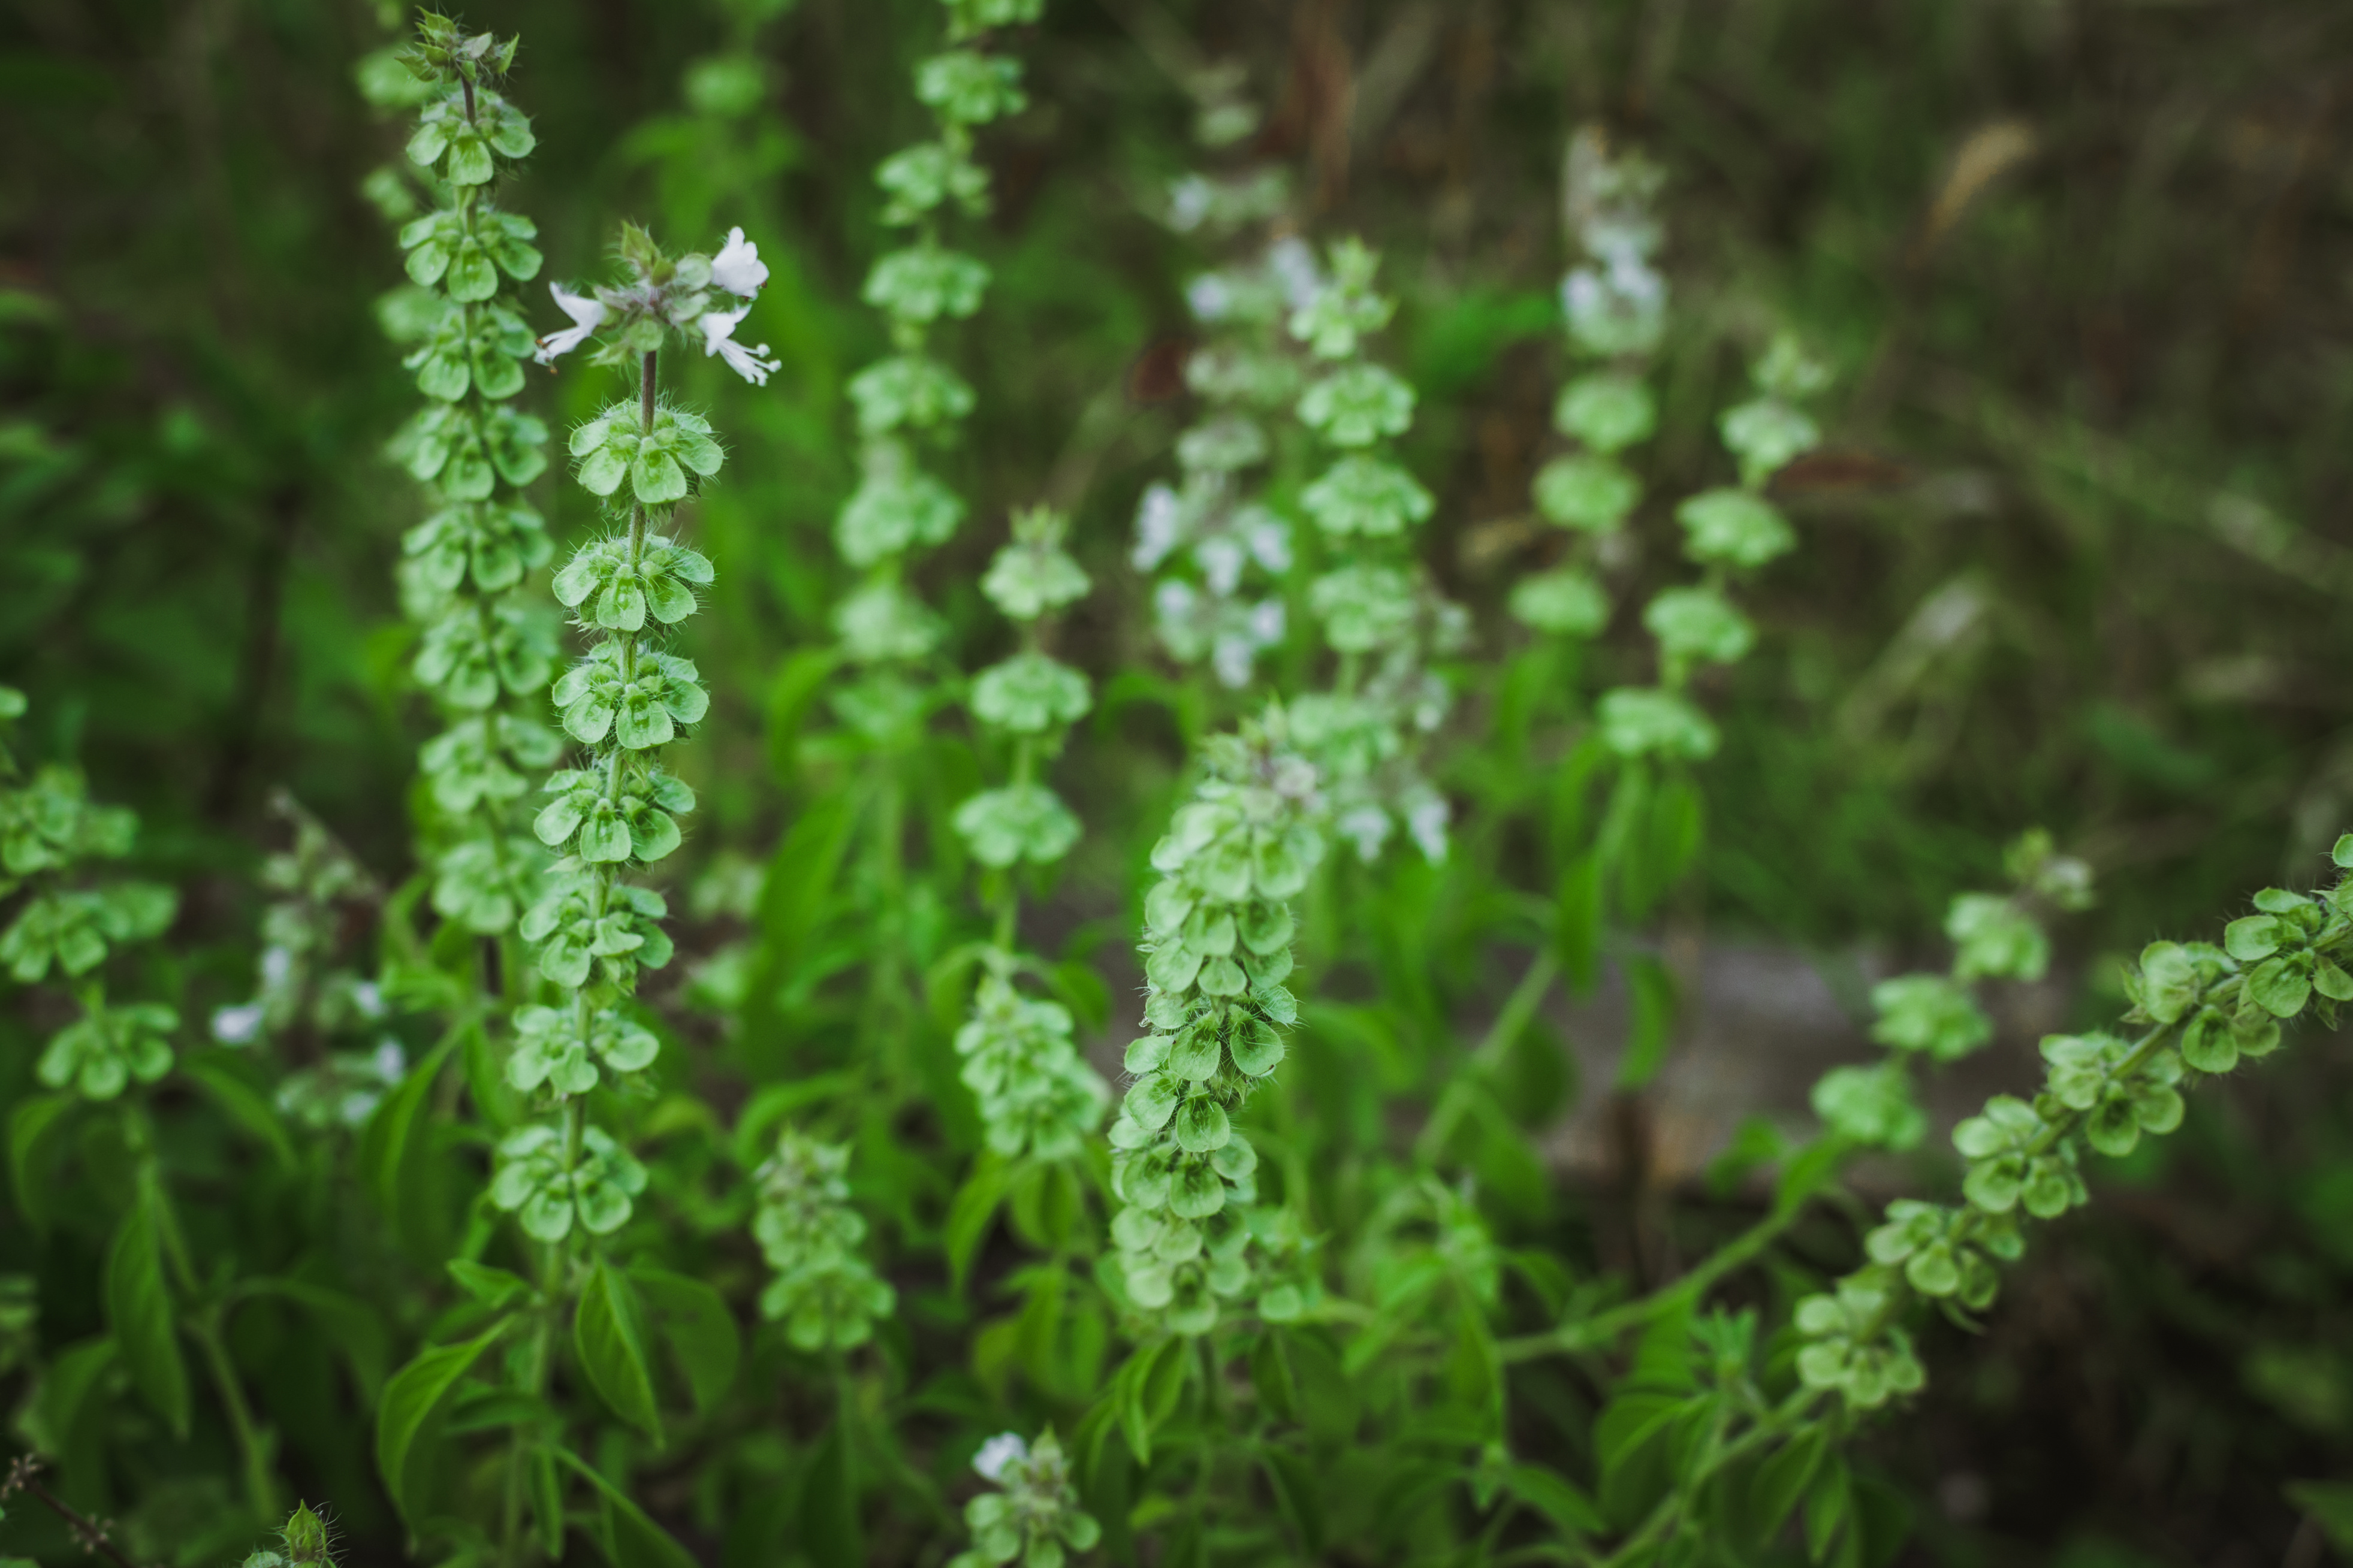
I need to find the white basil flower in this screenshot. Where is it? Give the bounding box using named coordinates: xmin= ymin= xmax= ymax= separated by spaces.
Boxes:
xmin=533 ymin=282 xmax=605 ymax=365
xmin=1132 ymin=482 xmax=1185 ymax=569
xmin=710 ymin=225 xmax=769 ymax=297
xmin=973 ymin=1432 xmax=1028 ymax=1482
xmin=699 ymin=306 xmax=782 ymax=386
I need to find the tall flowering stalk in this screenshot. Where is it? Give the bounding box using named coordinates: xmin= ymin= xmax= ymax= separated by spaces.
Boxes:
xmin=0 ymin=685 xmax=292 ymax=1519
xmin=951 ymin=505 xmax=1108 ymax=1161
xmin=1105 ymin=712 xmax=1323 ymax=1333
xmin=1136 ymin=193 xmax=1304 ymax=693
xmin=832 ymin=0 xmax=1041 ymax=676
xmin=819 ymin=0 xmax=1046 ymax=1117
xmin=498 ymin=219 xmax=770 ymax=1243
xmin=1507 ymin=129 xmax=1668 ymax=648
xmin=1286 ymin=240 xmax=1461 ymax=864
xmin=383 ymin=16 xmax=562 ymax=956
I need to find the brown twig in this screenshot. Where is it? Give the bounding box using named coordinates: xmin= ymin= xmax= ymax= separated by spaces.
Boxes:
xmin=2 ymin=1456 xmax=151 ymax=1568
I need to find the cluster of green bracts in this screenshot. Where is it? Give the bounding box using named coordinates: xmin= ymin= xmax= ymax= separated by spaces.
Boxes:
xmin=1105 ymin=715 xmax=1325 ymax=1333
xmin=952 ymin=506 xmax=1109 ymax=1159
xmin=1798 ymin=841 xmax=2353 ymax=1408
xmin=488 ymin=219 xmax=757 ymax=1242
xmin=384 ymin=16 xmax=563 ymax=944
xmin=1286 ymin=240 xmax=1461 ymax=863
xmin=832 ymin=0 xmax=1042 ymax=678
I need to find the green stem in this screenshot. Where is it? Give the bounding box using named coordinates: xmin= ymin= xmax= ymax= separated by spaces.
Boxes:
xmin=1500 ymin=1159 xmax=1833 ymax=1363
xmin=189 ymin=1313 xmax=280 ymax=1521
xmin=1416 ymin=947 xmax=1558 ymax=1165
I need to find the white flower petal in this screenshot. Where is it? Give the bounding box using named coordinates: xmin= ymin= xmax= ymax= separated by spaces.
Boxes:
xmin=210 ymin=1002 xmax=264 ymax=1046
xmin=535 ymin=283 xmax=608 ymax=366
xmin=973 ymin=1432 xmax=1027 ymax=1483
xmin=699 ymin=307 xmax=780 ymax=386
xmin=710 ymin=225 xmax=770 ymax=297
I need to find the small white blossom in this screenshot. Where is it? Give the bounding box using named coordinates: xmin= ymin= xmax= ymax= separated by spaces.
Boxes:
xmin=1239 ymin=505 xmax=1292 ymax=572
xmin=710 ymin=226 xmax=769 ymax=297
xmin=210 ymin=1002 xmax=264 ymax=1046
xmin=372 ymin=1037 xmax=407 ymax=1081
xmin=1132 ymin=482 xmax=1184 ymax=569
xmin=1407 ymin=791 xmax=1451 ymax=863
xmin=1338 ymin=803 xmax=1392 ymax=862
xmin=973 ymin=1432 xmax=1028 ymax=1482
xmin=1247 ymin=597 xmax=1286 ymax=645
xmin=699 ymin=307 xmax=782 ymax=387
xmin=1185 ymin=273 xmax=1233 ymax=324
xmin=1153 ymin=578 xmax=1197 ymax=626
xmin=535 ymin=283 xmax=607 ymax=365
xmin=261 ymin=944 xmax=294 ymax=987
xmin=1167 ymin=175 xmax=1214 ymax=233
xmin=1196 ymin=534 xmax=1245 ymax=597
xmin=353 ymin=979 xmax=386 ymax=1019
xmin=1268 ymin=237 xmax=1322 ymax=311
xmin=1211 ymin=634 xmax=1257 ymax=689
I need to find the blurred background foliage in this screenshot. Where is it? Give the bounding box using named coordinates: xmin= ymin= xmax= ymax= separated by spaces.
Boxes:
xmin=7 ymin=0 xmax=2353 ymax=1562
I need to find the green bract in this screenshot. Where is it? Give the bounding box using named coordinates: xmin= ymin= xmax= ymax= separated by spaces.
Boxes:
xmin=506 ymin=1004 xmax=661 ymax=1098
xmin=1296 ymin=363 xmax=1414 ymax=448
xmin=36 ymin=999 xmax=177 ymax=1101
xmin=402 ymin=299 xmax=534 ymax=400
xmin=412 ymin=594 xmax=557 ymax=709
xmin=1793 ymin=1275 xmax=1925 ymax=1409
xmin=403 ymin=499 xmax=551 ymax=594
xmin=431 ymin=834 xmax=543 ymax=933
xmin=569 ymin=405 xmax=725 ymax=505
xmin=418 ymin=713 xmax=563 ymax=813
xmin=2038 ymin=1032 xmax=2185 ymax=1158
xmin=1953 ymin=1095 xmax=2086 ymax=1219
xmin=1642 ymin=586 xmax=1754 ymax=667
xmin=955 ymin=977 xmax=1108 ymax=1159
xmin=1533 ymin=454 xmax=1640 ymax=533
xmin=406 ymin=90 xmax=536 ymax=185
xmin=864 ymin=242 xmax=991 ymax=324
xmin=521 ymin=866 xmax=675 ymax=989
xmin=399 ymin=208 xmax=541 ymax=301
xmin=970 ymin=651 xmax=1090 ymax=735
xmin=755 ymin=1132 xmax=896 ymax=1351
xmin=980 ymin=514 xmax=1090 ymax=621
xmin=915 ymin=50 xmax=1027 ymax=125
xmin=392 ymin=401 xmax=551 ymax=498
xmin=949 ymin=1431 xmax=1102 ymax=1568
xmin=1 ymin=882 xmax=174 ymax=982
xmin=1865 ymin=1201 xmax=2022 ymax=1308
xmin=551 ymin=644 xmax=710 ymax=749
xmin=533 ymin=765 xmax=695 ymax=864
xmin=1300 ymin=454 xmax=1432 ymax=538
xmin=1869 ymin=974 xmax=1992 ymax=1061
xmin=1553 ymin=372 xmax=1656 ymax=452
xmin=1810 ymin=1061 xmax=1926 ymax=1150
xmin=1597 ymin=687 xmax=1719 ymax=761
xmin=835 ymin=580 xmax=945 ymax=662
xmin=1175 ymin=414 xmax=1269 ymax=473
xmin=489 ymin=1123 xmax=648 ymax=1241
xmin=877 ymin=141 xmax=991 ymax=223
xmin=954 ymin=783 xmax=1081 ymax=868
xmin=1509 ymin=569 xmax=1610 ymax=638
xmin=848 ymin=354 xmax=976 ymax=435
xmin=1108 ymin=722 xmax=1320 ymax=1334
xmin=1719 ymin=395 xmax=1820 ymax=487
xmin=1674 ymin=487 xmax=1796 ymax=570
xmin=1287 ymin=238 xmax=1394 ymax=358
xmin=1308 ymin=563 xmax=1416 ymax=654
xmin=838 ymin=440 xmax=966 ymax=567
xmin=551 ymin=533 xmax=714 ymax=632
xmin=1945 ymin=892 xmax=2049 ymax=981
